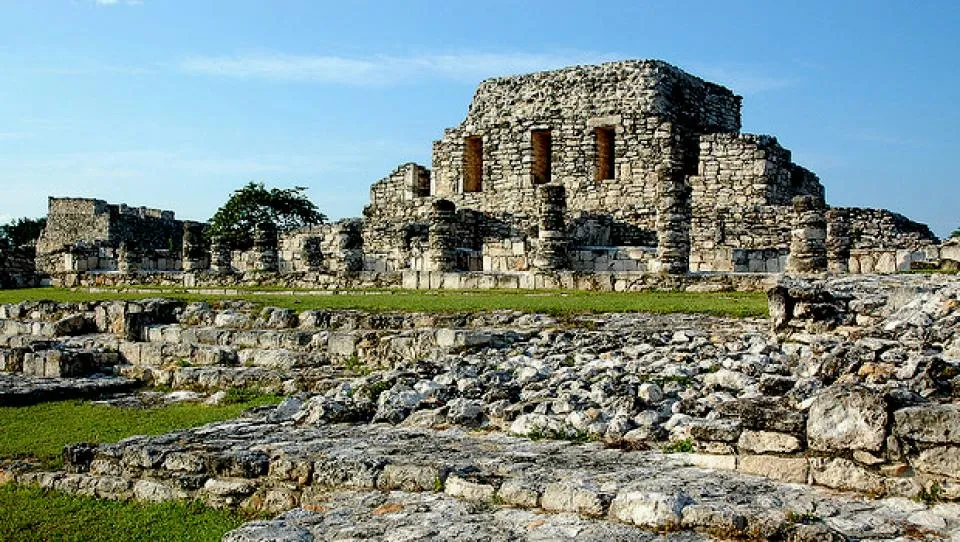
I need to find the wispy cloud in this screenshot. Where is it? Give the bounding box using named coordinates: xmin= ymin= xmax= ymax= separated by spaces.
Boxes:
xmin=95 ymin=0 xmax=143 ymax=6
xmin=845 ymin=130 xmax=921 ymax=146
xmin=179 ymin=51 xmax=620 ymax=85
xmin=687 ymin=63 xmax=792 ymax=94
xmin=0 ymin=132 xmax=33 ymax=142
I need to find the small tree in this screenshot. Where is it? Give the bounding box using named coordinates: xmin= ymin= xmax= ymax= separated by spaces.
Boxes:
xmin=952 ymin=228 xmax=960 ymax=239
xmin=0 ymin=217 xmax=46 ymax=250
xmin=207 ymin=182 xmax=326 ymax=250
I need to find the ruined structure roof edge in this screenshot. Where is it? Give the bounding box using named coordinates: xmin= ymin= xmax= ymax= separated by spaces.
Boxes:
xmin=476 ymin=58 xmax=737 ymax=95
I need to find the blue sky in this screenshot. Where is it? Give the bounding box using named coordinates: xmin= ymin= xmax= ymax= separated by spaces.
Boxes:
xmin=1 ymin=0 xmax=957 ymax=236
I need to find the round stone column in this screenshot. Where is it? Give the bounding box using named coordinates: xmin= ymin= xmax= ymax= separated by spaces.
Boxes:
xmin=786 ymin=195 xmax=828 ymax=273
xmin=533 ymin=184 xmax=568 ymax=271
xmin=181 ymin=221 xmax=207 ymax=271
xmin=428 ymin=199 xmax=457 ymax=272
xmin=253 ymin=222 xmax=279 ymax=273
xmin=655 ymin=170 xmax=691 ymax=274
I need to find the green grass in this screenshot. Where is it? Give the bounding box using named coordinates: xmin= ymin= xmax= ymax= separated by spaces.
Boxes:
xmin=0 ymin=484 xmax=245 ymax=542
xmin=0 ymin=288 xmax=768 ymax=318
xmin=0 ymin=395 xmax=280 ymax=469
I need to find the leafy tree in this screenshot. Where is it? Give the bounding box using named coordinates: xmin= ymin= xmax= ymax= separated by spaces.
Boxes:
xmin=0 ymin=217 xmax=46 ymax=250
xmin=952 ymin=228 xmax=960 ymax=239
xmin=207 ymin=182 xmax=326 ymax=250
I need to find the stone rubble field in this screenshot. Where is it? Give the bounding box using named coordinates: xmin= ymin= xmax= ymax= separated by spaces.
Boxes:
xmin=1 ymin=274 xmax=959 ymax=541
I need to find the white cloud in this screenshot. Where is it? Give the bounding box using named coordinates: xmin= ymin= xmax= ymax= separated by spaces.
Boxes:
xmin=179 ymin=51 xmax=620 ymax=85
xmin=687 ymin=63 xmax=792 ymax=94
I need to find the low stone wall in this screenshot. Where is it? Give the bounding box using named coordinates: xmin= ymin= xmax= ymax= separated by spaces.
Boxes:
xmin=0 ymin=247 xmax=39 ymax=289
xmin=400 ymin=269 xmax=776 ymax=292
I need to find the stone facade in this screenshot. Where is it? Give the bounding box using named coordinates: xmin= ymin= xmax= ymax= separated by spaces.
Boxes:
xmin=361 ymin=60 xmax=938 ymax=276
xmin=0 ymin=247 xmax=39 ymax=288
xmin=35 ymin=197 xmax=184 ymax=274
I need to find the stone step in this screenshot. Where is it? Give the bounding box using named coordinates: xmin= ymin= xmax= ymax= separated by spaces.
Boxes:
xmin=141 ymin=324 xmax=532 ymax=364
xmin=0 ymin=344 xmax=121 ymax=377
xmin=116 ymin=365 xmax=350 ymax=394
xmin=32 ymin=417 xmax=957 ymax=540
xmin=0 ymin=374 xmax=138 ymax=406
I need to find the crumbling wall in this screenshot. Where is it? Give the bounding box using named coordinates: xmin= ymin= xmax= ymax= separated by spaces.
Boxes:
xmin=36 ymin=197 xmax=184 ymax=273
xmin=362 ymin=60 xmax=836 ymax=275
xmin=0 ymin=247 xmax=39 ymax=288
xmin=687 ymin=135 xmax=823 ymax=272
xmin=428 ymin=60 xmax=740 ymax=228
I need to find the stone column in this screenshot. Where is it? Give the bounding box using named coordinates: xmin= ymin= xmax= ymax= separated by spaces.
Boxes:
xmin=428 ymin=199 xmax=457 ymax=272
xmin=301 ymin=236 xmax=324 ymax=272
xmin=786 ymin=195 xmax=828 ymax=273
xmin=826 ymin=207 xmax=851 ymax=273
xmin=655 ymin=170 xmax=691 ymax=274
xmin=253 ymin=222 xmax=279 ymax=273
xmin=533 ymin=184 xmax=568 ymax=270
xmin=181 ymin=221 xmax=207 ymax=271
xmin=209 ymin=239 xmax=232 ymax=274
xmin=117 ymin=241 xmax=140 ymax=274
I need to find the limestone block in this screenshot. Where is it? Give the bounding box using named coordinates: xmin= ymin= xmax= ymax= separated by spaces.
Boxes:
xmin=327 ymin=333 xmax=357 ymax=357
xmin=807 ymin=385 xmax=887 ymax=452
xmin=737 ymin=455 xmax=809 ymax=484
xmin=737 ymin=430 xmax=802 ymax=454
xmin=894 ymin=404 xmax=960 ymax=444
xmin=377 ymin=464 xmax=446 ymax=492
xmin=444 ymin=475 xmax=496 ymax=502
xmin=809 ymin=457 xmax=885 ymax=494
xmin=541 ymin=480 xmax=610 ymax=517
xmin=912 ymin=446 xmax=960 ymax=479
xmin=497 ymin=479 xmax=540 ymax=508
xmin=609 ymin=490 xmax=692 ymax=528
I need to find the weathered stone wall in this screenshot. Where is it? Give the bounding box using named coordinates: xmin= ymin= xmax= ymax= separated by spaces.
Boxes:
xmin=428 ymin=61 xmax=739 ymax=233
xmin=839 ymin=207 xmax=938 ymax=250
xmin=36 ymin=197 xmax=183 ymax=273
xmin=362 ymin=60 xmax=835 ymax=275
xmin=0 ymin=247 xmax=39 ymax=289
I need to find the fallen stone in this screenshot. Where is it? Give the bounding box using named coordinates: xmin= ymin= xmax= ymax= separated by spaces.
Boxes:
xmin=807 ymin=385 xmax=887 ymax=452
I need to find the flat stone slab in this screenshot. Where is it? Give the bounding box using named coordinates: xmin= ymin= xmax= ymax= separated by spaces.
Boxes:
xmin=223 ymin=489 xmax=709 ymax=542
xmin=35 ymin=417 xmax=959 ymax=540
xmin=0 ymin=374 xmax=138 ymax=406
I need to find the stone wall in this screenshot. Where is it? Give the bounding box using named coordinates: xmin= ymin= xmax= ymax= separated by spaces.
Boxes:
xmin=0 ymin=247 xmax=39 ymax=289
xmin=362 ymin=60 xmax=833 ymax=275
xmin=36 ymin=197 xmax=183 ymax=273
xmin=428 ymin=60 xmax=740 ymax=234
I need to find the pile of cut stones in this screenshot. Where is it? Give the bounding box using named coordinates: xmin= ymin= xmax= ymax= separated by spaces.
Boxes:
xmin=1 ymin=273 xmax=958 ymax=540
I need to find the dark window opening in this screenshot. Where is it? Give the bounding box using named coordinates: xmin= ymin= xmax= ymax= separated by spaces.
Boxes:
xmin=531 ymin=129 xmax=552 ymax=185
xmin=595 ymin=127 xmax=615 ymax=182
xmin=413 ymin=170 xmax=431 ymax=197
xmin=463 ymin=136 xmax=483 ymax=193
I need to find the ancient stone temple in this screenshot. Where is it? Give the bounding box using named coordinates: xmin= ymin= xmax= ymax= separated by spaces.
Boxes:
xmin=31 ymin=60 xmax=945 ymax=286
xmin=363 ymin=60 xmax=938 ymax=275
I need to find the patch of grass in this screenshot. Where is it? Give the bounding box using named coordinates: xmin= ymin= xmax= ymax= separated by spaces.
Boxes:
xmin=662 ymin=438 xmax=694 ymax=454
xmin=220 ymin=387 xmax=273 ymax=405
xmin=0 ymin=484 xmax=245 ymax=542
xmin=343 ymin=355 xmax=370 ymax=375
xmin=0 ymin=395 xmax=281 ymax=468
xmin=656 ymin=374 xmax=694 ymax=387
xmin=785 ymin=510 xmax=821 ymax=524
xmin=917 ymin=481 xmax=944 ymax=505
xmin=0 ymin=288 xmax=769 ymax=318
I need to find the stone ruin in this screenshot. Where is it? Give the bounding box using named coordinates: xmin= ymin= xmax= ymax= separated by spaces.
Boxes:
xmin=1 ymin=272 xmax=959 ymax=539
xmin=26 ymin=60 xmax=953 ymax=290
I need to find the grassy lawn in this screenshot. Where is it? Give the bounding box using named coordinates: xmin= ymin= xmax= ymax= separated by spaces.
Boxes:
xmin=0 ymin=484 xmax=245 ymax=542
xmin=0 ymin=288 xmax=769 ymax=318
xmin=0 ymin=393 xmax=280 ymax=469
